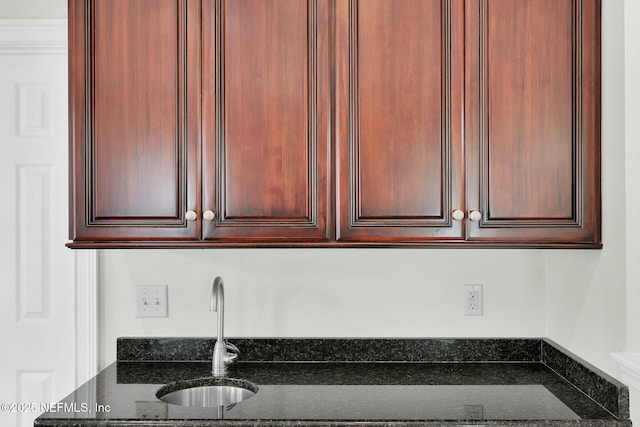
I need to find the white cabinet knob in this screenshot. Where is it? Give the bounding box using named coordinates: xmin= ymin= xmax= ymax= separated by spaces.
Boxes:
xmin=185 ymin=210 xmax=197 ymax=221
xmin=452 ymin=209 xmax=465 ymax=221
xmin=203 ymin=210 xmax=216 ymax=221
xmin=469 ymin=210 xmax=482 ymax=222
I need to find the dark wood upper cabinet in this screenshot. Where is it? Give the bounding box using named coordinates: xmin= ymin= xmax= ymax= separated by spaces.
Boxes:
xmin=465 ymin=0 xmax=601 ymax=246
xmin=68 ymin=0 xmax=601 ymax=248
xmin=68 ymin=0 xmax=200 ymax=241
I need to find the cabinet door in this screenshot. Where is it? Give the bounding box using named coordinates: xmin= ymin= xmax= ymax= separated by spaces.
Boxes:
xmin=336 ymin=0 xmax=465 ymax=243
xmin=465 ymin=0 xmax=601 ymax=247
xmin=69 ymin=0 xmax=200 ymax=243
xmin=202 ymin=0 xmax=331 ymax=242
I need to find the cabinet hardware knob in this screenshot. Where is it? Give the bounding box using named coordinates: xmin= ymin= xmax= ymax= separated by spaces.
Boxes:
xmin=203 ymin=210 xmax=216 ymax=221
xmin=452 ymin=209 xmax=465 ymax=221
xmin=469 ymin=210 xmax=482 ymax=222
xmin=185 ymin=210 xmax=197 ymax=221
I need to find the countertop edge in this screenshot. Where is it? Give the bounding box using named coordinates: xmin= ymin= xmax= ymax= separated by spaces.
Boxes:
xmin=541 ymin=339 xmax=629 ymax=419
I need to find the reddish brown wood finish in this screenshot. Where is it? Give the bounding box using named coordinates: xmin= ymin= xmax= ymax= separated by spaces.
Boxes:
xmin=202 ymin=0 xmax=331 ymax=241
xmin=465 ymin=0 xmax=601 ymax=244
xmin=68 ymin=0 xmax=601 ymax=248
xmin=336 ymin=0 xmax=465 ymax=242
xmin=69 ymin=0 xmax=200 ymax=240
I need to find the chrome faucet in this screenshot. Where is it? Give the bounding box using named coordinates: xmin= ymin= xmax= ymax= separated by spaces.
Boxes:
xmin=210 ymin=276 xmax=239 ymax=377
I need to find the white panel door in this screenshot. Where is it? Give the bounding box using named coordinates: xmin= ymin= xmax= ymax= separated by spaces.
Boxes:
xmin=0 ymin=20 xmax=96 ymax=427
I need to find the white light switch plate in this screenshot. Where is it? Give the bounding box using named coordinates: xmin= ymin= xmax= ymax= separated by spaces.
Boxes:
xmin=136 ymin=285 xmax=168 ymax=318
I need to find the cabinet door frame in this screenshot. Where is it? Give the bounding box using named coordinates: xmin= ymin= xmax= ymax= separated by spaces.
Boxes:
xmin=464 ymin=0 xmax=602 ymax=247
xmin=201 ymin=0 xmax=332 ymax=242
xmin=68 ymin=0 xmax=200 ymax=242
xmin=336 ymin=0 xmax=466 ymax=243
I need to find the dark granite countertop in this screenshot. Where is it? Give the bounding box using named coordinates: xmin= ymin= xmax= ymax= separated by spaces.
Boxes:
xmin=35 ymin=338 xmax=631 ymax=427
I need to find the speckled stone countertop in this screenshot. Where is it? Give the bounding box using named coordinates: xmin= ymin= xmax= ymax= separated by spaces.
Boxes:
xmin=35 ymin=338 xmax=630 ymax=427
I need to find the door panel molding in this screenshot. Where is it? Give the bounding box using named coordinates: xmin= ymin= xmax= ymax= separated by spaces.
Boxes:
xmin=478 ymin=0 xmax=581 ymax=227
xmin=16 ymin=165 xmax=53 ymax=321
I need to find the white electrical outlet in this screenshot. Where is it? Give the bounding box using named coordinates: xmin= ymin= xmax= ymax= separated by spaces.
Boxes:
xmin=136 ymin=285 xmax=168 ymax=318
xmin=135 ymin=401 xmax=168 ymax=419
xmin=463 ymin=404 xmax=484 ymax=420
xmin=464 ymin=284 xmax=483 ymax=316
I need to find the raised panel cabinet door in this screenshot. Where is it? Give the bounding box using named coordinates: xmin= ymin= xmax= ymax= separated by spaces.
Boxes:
xmin=68 ymin=0 xmax=200 ymax=243
xmin=201 ymin=0 xmax=331 ymax=241
xmin=465 ymin=0 xmax=601 ymax=247
xmin=336 ymin=0 xmax=465 ymax=243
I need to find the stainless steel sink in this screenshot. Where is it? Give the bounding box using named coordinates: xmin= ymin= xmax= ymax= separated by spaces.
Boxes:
xmin=156 ymin=377 xmax=258 ymax=407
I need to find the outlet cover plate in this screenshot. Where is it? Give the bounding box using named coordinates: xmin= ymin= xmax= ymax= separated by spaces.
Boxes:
xmin=135 ymin=401 xmax=168 ymax=419
xmin=464 ymin=284 xmax=483 ymax=316
xmin=136 ymin=285 xmax=168 ymax=318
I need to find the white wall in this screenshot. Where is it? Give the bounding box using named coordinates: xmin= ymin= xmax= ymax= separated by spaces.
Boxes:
xmin=623 ymin=2 xmax=640 ymax=422
xmin=99 ymin=249 xmax=546 ymax=364
xmin=545 ymin=0 xmax=627 ymax=376
xmin=624 ymin=0 xmax=640 ymax=354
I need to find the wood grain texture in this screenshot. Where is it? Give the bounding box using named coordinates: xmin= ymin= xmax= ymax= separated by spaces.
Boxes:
xmin=486 ymin=0 xmax=573 ymax=220
xmin=337 ymin=0 xmax=465 ymax=241
xmin=69 ymin=0 xmax=199 ymax=240
xmin=68 ymin=0 xmax=601 ymax=247
xmin=93 ymin=0 xmax=179 ymax=218
xmin=466 ymin=0 xmax=601 ymax=244
xmin=357 ymin=0 xmax=443 ymax=218
xmin=202 ymin=0 xmax=331 ymax=241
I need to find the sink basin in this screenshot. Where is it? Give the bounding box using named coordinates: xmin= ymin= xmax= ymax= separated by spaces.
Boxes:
xmin=156 ymin=377 xmax=258 ymax=407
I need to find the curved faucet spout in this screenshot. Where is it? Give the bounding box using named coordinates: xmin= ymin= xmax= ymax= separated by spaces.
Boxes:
xmin=211 ymin=276 xmax=224 ymax=343
xmin=210 ymin=276 xmax=238 ymax=377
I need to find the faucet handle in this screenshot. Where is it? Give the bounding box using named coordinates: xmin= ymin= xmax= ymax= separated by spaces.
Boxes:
xmin=225 ymin=342 xmax=239 ymax=364
xmin=226 ymin=342 xmax=239 ymax=354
